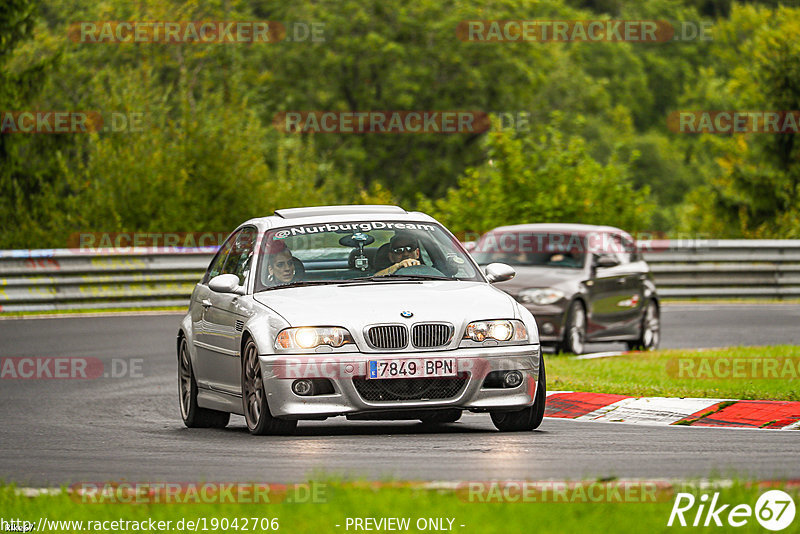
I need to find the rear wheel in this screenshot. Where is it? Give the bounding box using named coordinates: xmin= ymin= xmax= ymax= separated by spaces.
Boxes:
xmin=419 ymin=409 xmax=462 ymax=424
xmin=491 ymin=355 xmax=546 ymax=432
xmin=242 ymin=338 xmax=297 ymax=435
xmin=560 ymin=300 xmax=586 ymax=355
xmin=627 ymin=300 xmax=660 ymax=351
xmin=178 ymin=337 xmax=230 ymax=428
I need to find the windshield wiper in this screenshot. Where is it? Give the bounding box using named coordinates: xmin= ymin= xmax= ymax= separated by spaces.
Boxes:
xmin=263 ymin=275 xmax=455 ymax=290
xmin=342 ymin=275 xmax=454 ymax=283
xmin=261 ymin=280 xmax=344 ymax=291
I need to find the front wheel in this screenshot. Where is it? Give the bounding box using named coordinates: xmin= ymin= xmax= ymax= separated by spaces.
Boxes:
xmin=178 ymin=337 xmax=230 ymax=428
xmin=627 ymin=300 xmax=660 ymax=351
xmin=560 ymin=300 xmax=587 ymax=355
xmin=491 ymin=355 xmax=546 ymax=432
xmin=242 ymin=338 xmax=297 ymax=436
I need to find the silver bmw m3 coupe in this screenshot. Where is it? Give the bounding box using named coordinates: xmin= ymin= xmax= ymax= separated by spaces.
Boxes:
xmin=177 ymin=205 xmax=545 ymax=434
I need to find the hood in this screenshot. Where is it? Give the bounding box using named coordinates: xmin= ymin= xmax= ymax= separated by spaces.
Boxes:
xmin=492 ymin=265 xmax=586 ymax=297
xmin=253 ymin=281 xmax=517 ymax=329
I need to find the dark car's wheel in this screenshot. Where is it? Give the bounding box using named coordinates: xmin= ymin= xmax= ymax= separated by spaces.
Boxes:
xmin=490 ymin=355 xmax=546 ymax=432
xmin=627 ymin=300 xmax=660 ymax=351
xmin=242 ymin=338 xmax=297 ymax=436
xmin=560 ymin=300 xmax=587 ymax=355
xmin=419 ymin=409 xmax=462 ymax=425
xmin=178 ymin=337 xmax=230 ymax=428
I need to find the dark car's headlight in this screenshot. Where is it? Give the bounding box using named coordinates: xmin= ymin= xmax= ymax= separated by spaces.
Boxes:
xmin=463 ymin=320 xmax=528 ymax=343
xmin=275 ymin=327 xmax=354 ymax=350
xmin=518 ymin=288 xmax=565 ymax=306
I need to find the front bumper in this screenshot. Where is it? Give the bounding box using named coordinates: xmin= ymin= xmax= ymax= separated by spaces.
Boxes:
xmin=520 ymin=303 xmax=567 ymax=343
xmin=259 ymin=344 xmax=541 ymax=419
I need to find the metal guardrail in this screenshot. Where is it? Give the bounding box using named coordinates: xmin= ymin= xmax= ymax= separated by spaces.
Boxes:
xmin=640 ymin=240 xmax=800 ymax=299
xmin=0 ymin=249 xmax=214 ymax=312
xmin=1 ymin=240 xmax=799 ymax=312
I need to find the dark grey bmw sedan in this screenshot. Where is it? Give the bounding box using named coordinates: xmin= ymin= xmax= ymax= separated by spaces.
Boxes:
xmin=470 ymin=224 xmax=660 ymax=354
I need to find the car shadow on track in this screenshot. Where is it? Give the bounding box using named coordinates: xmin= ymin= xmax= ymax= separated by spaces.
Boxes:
xmin=175 ymin=415 xmax=551 ymax=438
xmin=230 ymin=421 xmax=492 ymax=437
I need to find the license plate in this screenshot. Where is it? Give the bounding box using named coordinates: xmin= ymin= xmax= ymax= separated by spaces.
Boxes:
xmin=368 ymin=358 xmax=457 ymax=379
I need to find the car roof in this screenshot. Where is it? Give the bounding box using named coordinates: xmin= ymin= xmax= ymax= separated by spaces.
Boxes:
xmin=236 ymin=205 xmax=440 ymax=232
xmin=485 ymin=223 xmax=631 ymax=237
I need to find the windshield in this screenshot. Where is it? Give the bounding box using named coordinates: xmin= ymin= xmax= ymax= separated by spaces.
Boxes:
xmin=471 ymin=232 xmax=587 ymax=269
xmin=254 ymin=220 xmax=482 ymax=291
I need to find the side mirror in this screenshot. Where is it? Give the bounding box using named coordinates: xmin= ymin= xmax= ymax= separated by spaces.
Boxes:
xmin=594 ymin=254 xmax=620 ymax=268
xmin=484 ymin=263 xmax=516 ymax=284
xmin=209 ymin=274 xmax=245 ymax=295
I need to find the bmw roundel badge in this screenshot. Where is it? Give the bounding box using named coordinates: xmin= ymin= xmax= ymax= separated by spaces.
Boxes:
xmin=400 ymin=311 xmax=413 ymax=318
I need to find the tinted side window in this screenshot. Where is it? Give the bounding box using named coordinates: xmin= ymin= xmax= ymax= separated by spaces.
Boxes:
xmin=202 ymin=230 xmax=240 ymax=284
xmin=221 ymin=227 xmax=258 ymax=285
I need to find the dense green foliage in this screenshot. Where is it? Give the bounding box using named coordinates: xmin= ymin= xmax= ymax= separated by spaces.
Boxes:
xmin=1 ymin=0 xmax=798 ymax=247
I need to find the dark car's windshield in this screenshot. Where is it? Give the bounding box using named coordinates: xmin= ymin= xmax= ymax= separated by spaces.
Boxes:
xmin=254 ymin=220 xmax=482 ymax=291
xmin=471 ymin=232 xmax=587 ymax=269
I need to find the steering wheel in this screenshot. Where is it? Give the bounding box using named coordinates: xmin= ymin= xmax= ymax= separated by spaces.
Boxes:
xmin=393 ymin=264 xmax=446 ymax=277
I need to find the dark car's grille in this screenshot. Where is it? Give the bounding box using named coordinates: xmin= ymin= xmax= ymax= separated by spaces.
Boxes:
xmin=365 ymin=325 xmax=408 ymax=350
xmin=352 ymin=376 xmax=468 ymax=401
xmin=411 ymin=323 xmax=453 ymax=348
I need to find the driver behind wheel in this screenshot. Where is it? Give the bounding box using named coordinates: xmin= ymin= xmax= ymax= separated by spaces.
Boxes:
xmin=375 ymin=233 xmax=421 ymax=276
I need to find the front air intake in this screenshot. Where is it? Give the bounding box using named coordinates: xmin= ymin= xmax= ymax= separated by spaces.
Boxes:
xmin=365 ymin=325 xmax=408 ymax=350
xmin=411 ymin=323 xmax=454 ymax=348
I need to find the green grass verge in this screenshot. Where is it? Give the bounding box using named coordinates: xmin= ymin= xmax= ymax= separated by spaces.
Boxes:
xmin=1 ymin=481 xmax=796 ymax=534
xmin=548 ymin=345 xmax=800 ymax=401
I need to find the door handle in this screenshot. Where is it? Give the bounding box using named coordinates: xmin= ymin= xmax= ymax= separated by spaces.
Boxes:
xmin=201 ymin=299 xmax=212 ymax=308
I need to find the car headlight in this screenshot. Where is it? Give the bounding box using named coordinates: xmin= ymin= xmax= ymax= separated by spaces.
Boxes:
xmin=518 ymin=288 xmax=565 ymax=306
xmin=463 ymin=320 xmax=528 ymax=343
xmin=275 ymin=327 xmax=354 ymax=350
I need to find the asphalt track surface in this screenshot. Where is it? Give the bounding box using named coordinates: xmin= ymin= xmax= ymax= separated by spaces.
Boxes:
xmin=1 ymin=304 xmax=799 ymax=485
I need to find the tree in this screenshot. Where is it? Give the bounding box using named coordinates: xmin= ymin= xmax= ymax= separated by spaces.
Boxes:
xmin=421 ymin=119 xmax=652 ymax=235
xmin=680 ymin=4 xmax=800 ymax=237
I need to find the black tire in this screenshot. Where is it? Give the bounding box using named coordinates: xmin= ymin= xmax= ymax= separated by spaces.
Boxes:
xmin=241 ymin=338 xmax=297 ymax=436
xmin=419 ymin=409 xmax=462 ymax=424
xmin=560 ymin=300 xmax=587 ymax=355
xmin=626 ymin=300 xmax=660 ymax=351
xmin=178 ymin=336 xmax=230 ymax=428
xmin=490 ymin=355 xmax=546 ymax=432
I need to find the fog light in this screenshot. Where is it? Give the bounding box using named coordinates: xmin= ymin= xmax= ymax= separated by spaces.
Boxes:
xmin=504 ymin=371 xmax=523 ymax=388
xmin=292 ymin=379 xmax=313 ymax=396
xmin=542 ymin=322 xmax=555 ymax=335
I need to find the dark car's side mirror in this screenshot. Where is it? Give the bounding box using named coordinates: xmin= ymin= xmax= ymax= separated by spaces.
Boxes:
xmin=208 ymin=274 xmax=245 ymax=295
xmin=594 ymin=254 xmax=620 ymax=268
xmin=484 ymin=263 xmax=516 ymax=284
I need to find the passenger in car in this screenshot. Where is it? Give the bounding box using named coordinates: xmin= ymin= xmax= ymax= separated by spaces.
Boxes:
xmin=375 ymin=234 xmax=422 ymax=276
xmin=266 ymin=240 xmax=301 ymax=285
